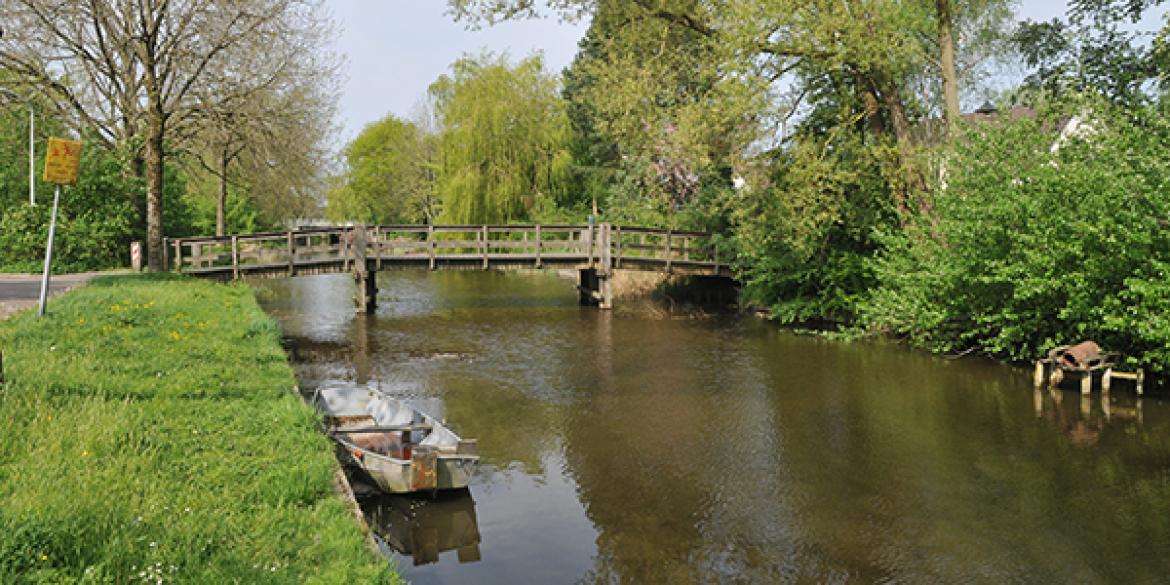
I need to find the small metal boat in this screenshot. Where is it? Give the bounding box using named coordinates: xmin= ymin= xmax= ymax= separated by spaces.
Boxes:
xmin=316 ymin=386 xmax=479 ymax=494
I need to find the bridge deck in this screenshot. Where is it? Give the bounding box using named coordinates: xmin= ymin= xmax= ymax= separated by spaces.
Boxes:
xmin=166 ymin=224 xmax=732 ymax=281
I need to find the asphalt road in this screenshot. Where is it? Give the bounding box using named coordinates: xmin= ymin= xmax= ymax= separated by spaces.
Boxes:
xmin=0 ymin=272 xmax=112 ymax=318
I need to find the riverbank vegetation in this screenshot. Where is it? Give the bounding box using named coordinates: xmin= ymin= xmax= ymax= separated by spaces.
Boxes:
xmin=323 ymin=0 xmax=1170 ymax=376
xmin=0 ymin=275 xmax=394 ymax=583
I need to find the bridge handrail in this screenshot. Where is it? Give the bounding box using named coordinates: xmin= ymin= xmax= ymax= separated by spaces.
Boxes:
xmin=164 ymin=223 xmax=726 ymax=278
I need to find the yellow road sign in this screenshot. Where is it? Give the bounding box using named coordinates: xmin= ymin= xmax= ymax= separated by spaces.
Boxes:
xmin=43 ymin=137 xmax=82 ymax=185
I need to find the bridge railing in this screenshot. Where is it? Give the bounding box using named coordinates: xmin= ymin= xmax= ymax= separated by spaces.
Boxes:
xmin=165 ymin=224 xmax=727 ymax=278
xmin=369 ymin=225 xmax=593 ymax=265
xmin=609 ymin=226 xmax=722 ymax=270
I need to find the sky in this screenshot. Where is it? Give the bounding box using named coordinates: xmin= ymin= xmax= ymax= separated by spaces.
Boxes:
xmin=329 ymin=1 xmax=1163 ymax=147
xmin=328 ymin=2 xmax=587 ymax=146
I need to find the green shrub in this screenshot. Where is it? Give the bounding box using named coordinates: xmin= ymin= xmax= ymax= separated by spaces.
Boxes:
xmin=864 ymin=102 xmax=1170 ymax=373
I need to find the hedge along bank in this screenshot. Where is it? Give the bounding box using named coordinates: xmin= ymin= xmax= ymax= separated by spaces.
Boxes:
xmin=0 ymin=274 xmax=397 ymax=583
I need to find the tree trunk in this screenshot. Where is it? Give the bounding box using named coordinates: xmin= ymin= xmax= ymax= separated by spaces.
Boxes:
xmin=937 ymin=0 xmax=960 ymax=128
xmin=853 ymin=72 xmax=887 ymax=137
xmin=217 ymin=146 xmax=228 ymax=237
xmin=145 ymin=109 xmax=166 ymax=272
xmin=875 ymin=73 xmax=931 ymax=219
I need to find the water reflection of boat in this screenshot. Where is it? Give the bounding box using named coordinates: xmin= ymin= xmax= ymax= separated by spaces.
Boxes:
xmin=317 ymin=386 xmax=479 ymax=493
xmin=361 ymin=488 xmax=483 ymax=567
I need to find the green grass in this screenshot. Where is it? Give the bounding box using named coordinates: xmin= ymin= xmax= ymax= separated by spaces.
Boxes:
xmin=0 ymin=274 xmax=396 ymax=583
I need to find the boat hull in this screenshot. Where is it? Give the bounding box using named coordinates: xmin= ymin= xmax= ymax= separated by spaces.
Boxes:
xmin=337 ymin=439 xmax=478 ymax=494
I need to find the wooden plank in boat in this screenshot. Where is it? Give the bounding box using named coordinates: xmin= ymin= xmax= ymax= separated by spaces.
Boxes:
xmin=331 ymin=424 xmax=434 ymax=433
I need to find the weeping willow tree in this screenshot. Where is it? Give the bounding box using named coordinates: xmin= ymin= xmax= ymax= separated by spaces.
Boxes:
xmin=429 ymin=53 xmax=572 ymax=224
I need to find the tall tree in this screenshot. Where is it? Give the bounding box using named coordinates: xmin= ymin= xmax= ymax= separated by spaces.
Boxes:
xmin=188 ymin=64 xmax=339 ymax=235
xmin=0 ymin=0 xmax=336 ymax=270
xmin=428 ymin=53 xmax=572 ymax=224
xmin=938 ymin=0 xmax=962 ymax=125
xmin=326 ymin=114 xmax=438 ymax=224
xmin=560 ymin=0 xmax=748 ymax=222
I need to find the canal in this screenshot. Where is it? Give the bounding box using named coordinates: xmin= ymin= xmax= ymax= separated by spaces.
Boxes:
xmin=256 ymin=271 xmax=1170 ymax=584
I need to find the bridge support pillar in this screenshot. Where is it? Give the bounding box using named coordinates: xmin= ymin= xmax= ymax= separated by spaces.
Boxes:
xmin=355 ymin=271 xmax=377 ymax=313
xmin=578 ymin=268 xmax=613 ymax=310
xmin=352 ymin=225 xmax=378 ymax=314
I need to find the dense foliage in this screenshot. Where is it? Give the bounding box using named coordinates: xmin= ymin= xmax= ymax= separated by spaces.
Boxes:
xmin=865 ymin=103 xmax=1170 ymax=372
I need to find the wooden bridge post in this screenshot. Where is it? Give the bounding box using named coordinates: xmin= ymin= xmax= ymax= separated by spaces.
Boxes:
xmin=352 ymin=225 xmax=377 ymax=313
xmin=577 ymin=225 xmax=615 ymax=309
xmin=598 ymin=223 xmax=613 ymax=309
xmin=482 ymin=225 xmax=489 ymax=269
xmin=287 ymin=231 xmax=296 ymax=277
xmin=614 ymin=225 xmax=623 ymax=268
xmin=173 ymin=239 xmax=183 ymax=273
xmin=712 ymin=238 xmax=720 ymax=276
xmin=585 ymin=224 xmax=595 ymax=268
xmin=231 ymin=236 xmax=240 ymax=280
xmin=535 ymin=225 xmax=542 ymax=268
xmin=375 ymin=226 xmax=383 ymax=270
xmin=428 ymin=224 xmax=436 ymax=270
xmin=665 ymin=229 xmax=673 ymax=273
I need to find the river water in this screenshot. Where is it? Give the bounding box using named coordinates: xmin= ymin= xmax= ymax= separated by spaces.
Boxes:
xmin=255 ymin=271 xmax=1170 ymax=584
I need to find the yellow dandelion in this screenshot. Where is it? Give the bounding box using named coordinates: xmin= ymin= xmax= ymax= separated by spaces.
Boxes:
xmin=40 ymin=554 xmax=47 ymax=561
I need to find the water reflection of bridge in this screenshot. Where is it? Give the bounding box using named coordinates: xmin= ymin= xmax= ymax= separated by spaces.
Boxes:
xmin=165 ymin=224 xmax=732 ymax=311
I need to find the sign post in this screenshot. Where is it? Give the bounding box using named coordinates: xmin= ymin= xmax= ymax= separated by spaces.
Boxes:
xmin=38 ymin=137 xmax=82 ymax=317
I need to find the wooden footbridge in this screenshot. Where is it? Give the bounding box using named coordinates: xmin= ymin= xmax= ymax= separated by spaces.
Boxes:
xmin=164 ymin=224 xmax=731 ymax=310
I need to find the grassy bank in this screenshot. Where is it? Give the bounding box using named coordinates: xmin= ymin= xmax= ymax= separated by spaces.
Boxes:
xmin=0 ymin=274 xmax=394 ymax=583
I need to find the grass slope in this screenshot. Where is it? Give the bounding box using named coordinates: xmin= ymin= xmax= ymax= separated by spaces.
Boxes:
xmin=0 ymin=274 xmax=394 ymax=584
